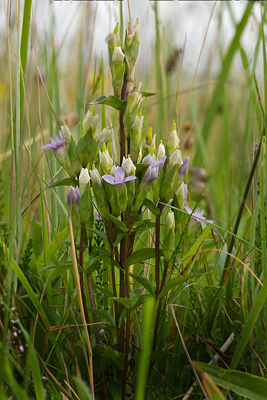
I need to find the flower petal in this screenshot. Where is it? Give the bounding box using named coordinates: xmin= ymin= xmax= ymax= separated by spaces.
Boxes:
xmin=114 ymin=167 xmax=125 ymax=183
xmin=102 ymin=175 xmax=116 ymax=185
xmin=124 ymin=175 xmax=137 ymax=182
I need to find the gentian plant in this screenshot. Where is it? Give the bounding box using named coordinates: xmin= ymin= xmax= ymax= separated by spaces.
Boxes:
xmin=41 ymin=21 xmax=208 ymax=400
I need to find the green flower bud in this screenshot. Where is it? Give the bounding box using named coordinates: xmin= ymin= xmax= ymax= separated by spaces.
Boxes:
xmin=79 ymin=168 xmax=91 ymax=195
xmin=79 ymin=183 xmax=94 ymax=228
xmin=82 ymin=110 xmax=99 ymax=136
xmin=111 ymin=46 xmax=125 ymax=97
xmin=99 ymin=149 xmax=113 ymax=175
xmin=125 ymin=20 xmax=140 ymax=76
xmin=96 ymin=127 xmax=112 ymax=146
xmin=60 ymin=124 xmax=72 ymax=150
xmin=146 ymin=126 xmax=153 ymax=146
xmin=68 ymin=136 xmax=82 ymax=177
xmin=90 ymin=168 xmax=109 ymax=217
xmin=123 ymin=86 xmax=143 ymax=139
xmin=130 ymin=114 xmax=143 ymax=163
xmin=106 ymin=24 xmax=120 ymax=65
xmin=160 ymin=150 xmax=183 ymax=202
xmin=167 ymin=122 xmax=180 ymax=156
xmin=162 ymin=210 xmax=175 ymax=264
xmin=137 ymin=148 xmax=142 ymax=163
xmin=157 ymin=142 xmax=165 ymax=160
xmin=115 ymin=184 xmax=128 ymax=214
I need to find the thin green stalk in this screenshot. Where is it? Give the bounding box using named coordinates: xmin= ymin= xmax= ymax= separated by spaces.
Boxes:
xmin=122 ymin=231 xmax=130 ymax=400
xmin=15 ymin=0 xmax=21 ymax=264
xmin=79 ymin=226 xmax=91 ymax=339
xmin=68 ymin=216 xmax=95 ymax=399
xmin=154 ymin=2 xmax=164 ymax=144
xmin=135 ymin=298 xmax=155 ymax=400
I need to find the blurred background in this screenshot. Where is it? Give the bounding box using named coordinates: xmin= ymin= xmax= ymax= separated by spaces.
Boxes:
xmin=0 ymin=0 xmax=264 ymax=228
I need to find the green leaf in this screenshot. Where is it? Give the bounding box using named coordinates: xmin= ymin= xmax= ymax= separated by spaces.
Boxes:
xmin=103 ymin=346 xmax=124 ymax=370
xmin=202 ymin=372 xmax=227 ymax=400
xmin=72 ymin=377 xmax=93 ymax=400
xmin=143 ymin=198 xmax=160 ymax=215
xmin=127 ymin=248 xmax=158 ymax=266
xmin=94 ymin=285 xmax=114 ymax=298
xmin=77 ymin=128 xmax=97 ymax=167
xmin=240 ymin=47 xmax=249 ymax=70
xmin=113 ymin=231 xmax=127 ymax=247
xmin=98 ymin=207 xmax=128 ymax=232
xmin=87 ymin=308 xmax=116 ymax=327
xmin=140 ymin=91 xmax=159 ymax=98
xmin=158 ymin=274 xmax=195 ymax=298
xmin=194 ymin=362 xmax=267 ymax=400
xmin=129 ymin=273 xmax=155 ymax=296
xmin=111 ymin=297 xmax=132 ymax=308
xmin=45 ymin=178 xmax=78 ymax=190
xmin=89 ymin=95 xmax=127 ymax=111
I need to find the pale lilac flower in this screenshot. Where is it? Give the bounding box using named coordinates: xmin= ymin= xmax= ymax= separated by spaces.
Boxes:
xmin=184 ymin=206 xmax=213 ymax=225
xmin=179 ymin=157 xmax=189 ymax=175
xmin=147 ymin=155 xmax=167 ymax=170
xmin=143 ymin=165 xmax=159 ymax=182
xmin=102 ymin=167 xmax=136 ymax=185
xmin=67 ymin=186 xmax=81 ymax=207
xmin=41 ymin=131 xmax=66 ymax=153
xmin=184 ymin=184 xmax=188 ymax=202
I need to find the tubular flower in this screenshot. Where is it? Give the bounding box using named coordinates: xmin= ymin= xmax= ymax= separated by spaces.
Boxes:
xmin=147 ymin=155 xmax=167 ymax=170
xmin=184 ymin=206 xmax=213 ymax=225
xmin=67 ymin=186 xmax=81 ymax=208
xmin=102 ymin=167 xmax=136 ymax=185
xmin=143 ymin=165 xmax=159 ymax=182
xmin=41 ymin=131 xmax=66 ymax=153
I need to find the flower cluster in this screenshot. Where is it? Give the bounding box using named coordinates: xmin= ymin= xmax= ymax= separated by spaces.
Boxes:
xmin=41 ymin=22 xmax=212 ymax=266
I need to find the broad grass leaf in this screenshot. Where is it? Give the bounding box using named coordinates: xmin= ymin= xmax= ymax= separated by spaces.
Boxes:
xmin=45 ymin=178 xmax=78 ymax=190
xmin=72 ymin=377 xmax=93 ymax=400
xmin=201 ymin=372 xmax=227 ymax=400
xmin=87 ymin=308 xmax=115 ymax=327
xmin=158 ymin=274 xmax=195 ymax=298
xmin=127 ymin=248 xmax=158 ymax=266
xmin=195 ymin=362 xmax=267 ymax=400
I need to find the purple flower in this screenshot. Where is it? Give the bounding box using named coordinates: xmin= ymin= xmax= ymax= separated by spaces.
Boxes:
xmin=41 ymin=131 xmax=66 ymax=152
xmin=67 ymin=186 xmax=81 ymax=207
xmin=102 ymin=167 xmax=136 ymax=185
xmin=184 ymin=206 xmax=213 ymax=225
xmin=178 ymin=157 xmax=189 ymax=175
xmin=147 ymin=155 xmax=167 ymax=170
xmin=144 ymin=165 xmax=159 ymax=182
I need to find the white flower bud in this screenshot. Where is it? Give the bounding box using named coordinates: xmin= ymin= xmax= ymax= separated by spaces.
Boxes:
xmin=122 ymin=156 xmax=136 ymax=176
xmin=167 ymin=129 xmax=180 ymax=155
xmin=82 ymin=111 xmax=99 ymax=135
xmin=99 ymin=150 xmax=113 ymax=175
xmin=90 ymin=168 xmax=102 ymax=188
xmin=112 ymin=46 xmax=125 ymax=64
xmin=137 ymin=148 xmax=142 ymax=163
xmin=79 ymin=168 xmax=90 ymax=195
xmin=167 ymin=149 xmax=183 ymax=172
xmin=164 ymin=210 xmax=175 ymax=238
xmin=110 ymin=165 xmax=119 ymax=176
xmin=157 ymin=143 xmax=165 ymax=160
